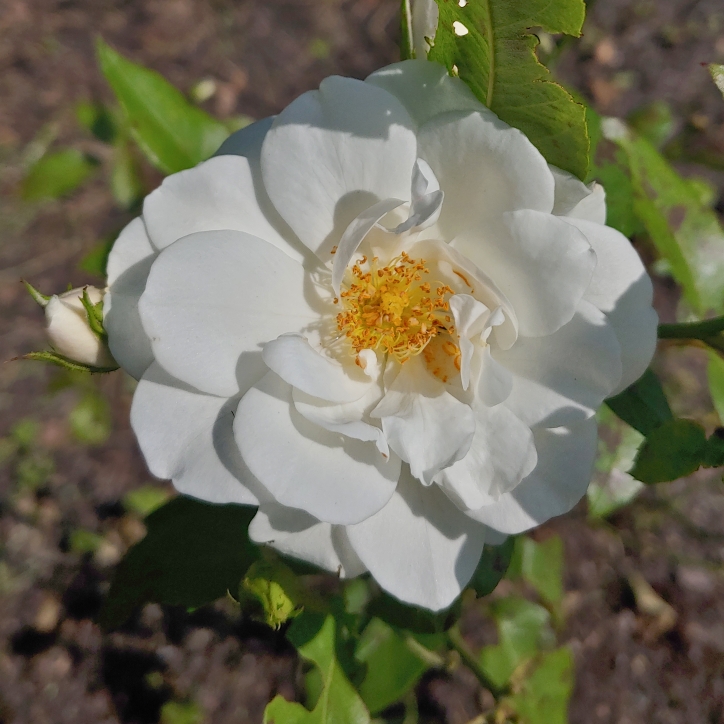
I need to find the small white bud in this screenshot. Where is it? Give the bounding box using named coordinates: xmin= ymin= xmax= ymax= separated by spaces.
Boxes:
xmin=45 ymin=286 xmax=115 ymax=368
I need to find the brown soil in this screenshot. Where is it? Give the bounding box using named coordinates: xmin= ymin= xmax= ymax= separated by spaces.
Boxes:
xmin=1 ymin=1 xmax=723 ymax=723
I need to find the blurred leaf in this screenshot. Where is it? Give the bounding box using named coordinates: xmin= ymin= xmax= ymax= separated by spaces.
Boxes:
xmin=710 ymin=64 xmax=724 ymax=98
xmin=480 ymin=598 xmax=551 ymax=690
xmin=594 ymin=162 xmax=644 ymax=238
xmin=588 ymin=407 xmax=644 ymax=519
xmin=354 ymin=618 xmax=430 ymax=714
xmin=160 ymin=701 xmax=204 ymax=724
xmin=603 ymin=119 xmax=724 ymax=314
xmin=15 ymin=453 xmax=54 ymax=491
xmin=241 ymin=558 xmax=306 ymax=629
xmin=264 ymin=613 xmax=371 ymax=724
xmin=123 ymin=485 xmax=172 ymax=518
xmin=69 ymin=528 xmax=104 ymax=554
xmin=606 ymin=368 xmax=673 ymax=436
xmin=21 ymin=149 xmax=98 ymax=201
xmin=469 ymin=537 xmax=515 ymax=597
xmin=428 ymin=0 xmax=589 ymax=179
xmin=99 ymin=497 xmax=258 ymax=630
xmin=508 ymin=536 xmax=564 ymax=609
xmin=507 ymin=647 xmax=573 ymax=724
xmin=630 ymin=418 xmax=708 ymax=483
xmin=11 ymin=418 xmax=40 ymax=449
xmin=76 ymin=100 xmax=117 ymax=143
xmin=69 ymin=391 xmax=111 ymax=445
xmin=111 ymin=137 xmax=144 ymax=208
xmin=627 ymin=101 xmax=675 ymax=149
xmin=707 ymin=351 xmax=724 ymax=424
xmin=79 ymin=235 xmax=115 ymax=277
xmin=96 ymin=39 xmax=229 ymax=174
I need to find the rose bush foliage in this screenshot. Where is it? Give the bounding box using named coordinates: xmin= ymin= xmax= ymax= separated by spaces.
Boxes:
xmin=104 ymin=60 xmax=657 ymax=611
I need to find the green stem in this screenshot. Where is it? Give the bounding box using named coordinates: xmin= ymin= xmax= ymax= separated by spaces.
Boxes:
xmin=658 ymin=315 xmax=724 ymax=340
xmin=446 ymin=625 xmax=504 ymax=699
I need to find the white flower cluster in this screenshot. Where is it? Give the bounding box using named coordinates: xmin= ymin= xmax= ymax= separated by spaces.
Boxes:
xmin=105 ymin=61 xmax=657 ymax=611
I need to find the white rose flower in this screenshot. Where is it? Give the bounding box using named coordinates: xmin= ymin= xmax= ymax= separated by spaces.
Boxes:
xmin=104 ymin=61 xmax=657 ymax=611
xmin=45 ymin=286 xmax=116 ymax=368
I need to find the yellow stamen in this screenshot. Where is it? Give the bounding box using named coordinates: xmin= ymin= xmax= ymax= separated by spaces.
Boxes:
xmin=336 ymin=252 xmax=453 ymax=363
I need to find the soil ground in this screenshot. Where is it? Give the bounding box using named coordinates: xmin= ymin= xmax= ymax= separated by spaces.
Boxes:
xmin=1 ymin=1 xmax=724 ymax=723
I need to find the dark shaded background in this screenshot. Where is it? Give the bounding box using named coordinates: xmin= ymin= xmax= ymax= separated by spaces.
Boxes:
xmin=1 ymin=1 xmax=724 ymax=722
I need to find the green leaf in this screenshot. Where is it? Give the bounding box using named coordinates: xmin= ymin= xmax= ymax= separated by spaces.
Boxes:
xmin=428 ymin=0 xmax=589 ymax=179
xmin=603 ymin=120 xmax=724 ymax=314
xmin=630 ymin=418 xmax=709 ymax=483
xmin=508 ymin=536 xmax=564 ymax=610
xmin=21 ymin=149 xmax=98 ymax=201
xmin=606 ymin=368 xmax=673 ymax=436
xmin=264 ymin=613 xmax=371 ymax=724
xmin=99 ymin=497 xmax=258 ymax=630
xmin=96 ymin=39 xmax=229 ymax=174
xmin=69 ymin=528 xmax=104 ymax=554
xmin=479 ymin=597 xmax=551 ymax=690
xmin=69 ymin=391 xmax=111 ymax=445
xmin=160 ymin=701 xmax=204 ymax=724
xmin=469 ymin=537 xmax=515 ymax=597
xmin=354 ymin=618 xmax=430 ymax=714
xmin=707 ymin=351 xmax=724 ymax=424
xmin=710 ymin=64 xmax=724 ymax=98
xmin=594 ymin=162 xmax=644 ymax=238
xmin=507 ymin=647 xmax=573 ymax=724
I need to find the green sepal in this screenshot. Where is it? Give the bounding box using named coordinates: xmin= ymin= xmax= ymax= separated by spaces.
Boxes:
xmin=80 ymin=287 xmax=107 ymax=340
xmin=20 ymin=350 xmax=119 ymax=374
xmin=22 ymin=280 xmax=50 ymax=308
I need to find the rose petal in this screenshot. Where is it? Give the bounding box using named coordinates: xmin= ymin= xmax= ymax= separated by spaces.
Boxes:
xmin=366 ymin=60 xmax=483 ymax=128
xmin=570 ymin=218 xmax=658 ymax=394
xmin=466 ymin=418 xmax=598 ymax=534
xmin=417 ymin=110 xmax=555 ymax=241
xmin=234 ymin=372 xmax=400 ymax=525
xmin=453 ymin=210 xmax=596 ymax=337
xmin=372 ymin=357 xmax=475 ymax=485
xmin=550 ymin=164 xmax=606 ymax=224
xmin=249 ymin=503 xmax=366 ymax=578
xmin=139 ymin=230 xmax=319 ymax=398
xmin=438 ymin=403 xmax=537 ymax=510
xmin=494 ymin=301 xmax=623 ymax=428
xmin=131 ymin=363 xmax=264 ymax=505
xmin=263 ymin=333 xmax=372 ymax=403
xmin=261 ymin=76 xmax=417 ymax=257
xmin=105 ymin=217 xmax=156 ymax=380
xmin=347 ymin=467 xmax=489 ymax=611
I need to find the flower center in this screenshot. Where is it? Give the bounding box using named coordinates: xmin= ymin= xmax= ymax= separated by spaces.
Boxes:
xmin=335 ymin=252 xmax=454 ymax=364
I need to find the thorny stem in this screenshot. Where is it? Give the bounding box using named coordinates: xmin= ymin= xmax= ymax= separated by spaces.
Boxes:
xmin=446 ymin=624 xmax=505 ymax=700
